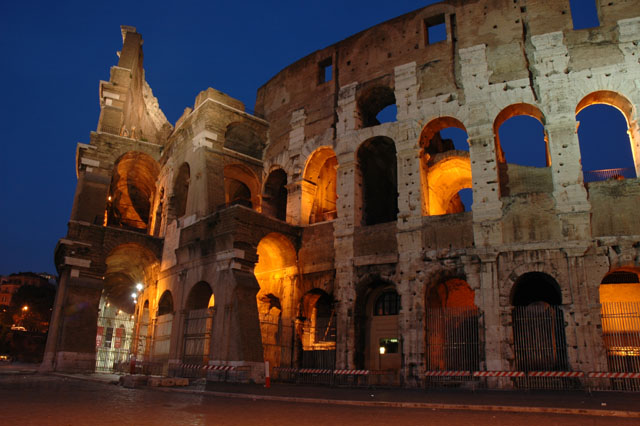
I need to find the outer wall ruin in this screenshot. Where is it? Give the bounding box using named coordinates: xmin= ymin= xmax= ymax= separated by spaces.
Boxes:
xmin=44 ymin=1 xmax=640 ymax=389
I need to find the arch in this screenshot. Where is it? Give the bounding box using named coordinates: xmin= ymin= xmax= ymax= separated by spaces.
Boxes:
xmin=263 ymin=168 xmax=288 ymax=221
xmin=184 ymin=281 xmax=214 ymax=310
xmin=255 ymin=233 xmax=299 ymax=370
xmin=425 ymin=278 xmax=480 ymax=372
xmin=354 ymin=278 xmax=400 ymax=371
xmin=576 ymin=91 xmax=638 ymax=181
xmin=358 ymin=86 xmax=396 ymax=128
xmin=224 ymin=163 xmax=260 ymax=210
xmin=172 ymin=162 xmax=190 ymax=219
xmin=425 ymin=155 xmax=472 ymax=215
xmin=493 ymin=103 xmax=549 ymax=167
xmin=511 ymin=272 xmax=562 ymax=306
xmin=302 ymin=147 xmax=338 ymax=224
xmin=182 ymin=281 xmax=214 ymax=366
xmin=357 ymin=137 xmax=398 ymax=225
xmin=157 ymin=290 xmax=174 ymax=316
xmin=510 ymin=272 xmax=568 ymax=373
xmin=106 ymin=151 xmax=160 ymax=231
xmin=224 ymin=122 xmax=264 ymax=160
xmin=103 ymin=243 xmax=159 ymax=314
xmin=299 ymin=289 xmax=336 ymax=368
xmin=598 ymin=268 xmax=640 ymax=377
xmin=419 ymin=116 xmax=467 ymax=154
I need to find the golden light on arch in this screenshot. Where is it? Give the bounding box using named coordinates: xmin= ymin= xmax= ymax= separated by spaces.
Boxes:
xmin=301 ymin=147 xmax=338 ymax=224
xmin=426 ymin=156 xmax=472 ymax=216
xmin=493 ymin=103 xmax=546 ymax=164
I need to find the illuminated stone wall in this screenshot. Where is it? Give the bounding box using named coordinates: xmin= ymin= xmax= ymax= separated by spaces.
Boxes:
xmin=47 ymin=1 xmax=640 ymax=388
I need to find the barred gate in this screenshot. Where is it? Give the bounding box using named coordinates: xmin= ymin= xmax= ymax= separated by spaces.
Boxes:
xmin=95 ymin=314 xmax=135 ymax=373
xmin=260 ymin=313 xmax=294 ymax=370
xmin=425 ymin=306 xmax=481 ymax=386
xmin=512 ymin=304 xmax=576 ymax=389
xmin=601 ymin=301 xmax=640 ymax=391
xmin=181 ymin=308 xmax=214 ymax=377
xmin=150 ymin=313 xmax=173 ymax=375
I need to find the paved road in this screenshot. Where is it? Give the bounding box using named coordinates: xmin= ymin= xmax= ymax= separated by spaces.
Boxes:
xmin=0 ymin=375 xmax=637 ymax=426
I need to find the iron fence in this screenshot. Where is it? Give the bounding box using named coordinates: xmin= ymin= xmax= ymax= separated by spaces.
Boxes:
xmin=259 ymin=313 xmax=294 ymax=370
xmin=151 ymin=313 xmax=173 ymax=375
xmin=95 ymin=314 xmax=134 ymax=373
xmin=182 ymin=308 xmax=213 ymax=367
xmin=424 ymin=306 xmax=481 ymax=388
xmin=512 ymin=304 xmax=578 ymax=390
xmin=601 ymin=301 xmax=640 ymax=391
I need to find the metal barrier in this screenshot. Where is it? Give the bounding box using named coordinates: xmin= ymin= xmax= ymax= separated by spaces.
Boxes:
xmin=273 ymin=367 xmax=398 ymax=387
xmin=182 ymin=308 xmax=213 ymax=367
xmin=601 ymin=301 xmax=640 ymax=391
xmin=425 ymin=306 xmax=481 ymax=387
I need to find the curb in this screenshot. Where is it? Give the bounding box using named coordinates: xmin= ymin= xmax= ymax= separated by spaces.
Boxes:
xmin=45 ymin=373 xmax=640 ymax=418
xmin=156 ymin=387 xmax=640 ymax=419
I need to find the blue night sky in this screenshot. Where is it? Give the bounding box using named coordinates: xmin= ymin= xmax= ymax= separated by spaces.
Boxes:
xmin=0 ymin=1 xmax=632 ymax=276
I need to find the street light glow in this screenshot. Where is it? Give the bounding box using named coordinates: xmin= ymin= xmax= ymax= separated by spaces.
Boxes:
xmin=136 ymin=283 xmax=143 ymax=291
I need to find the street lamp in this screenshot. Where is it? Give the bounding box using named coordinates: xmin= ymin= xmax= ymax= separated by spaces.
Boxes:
xmin=22 ymin=305 xmax=28 ymax=312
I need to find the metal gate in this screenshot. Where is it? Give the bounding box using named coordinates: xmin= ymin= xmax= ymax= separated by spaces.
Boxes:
xmin=151 ymin=313 xmax=173 ymax=375
xmin=182 ymin=308 xmax=214 ymax=366
xmin=95 ymin=312 xmax=135 ymax=373
xmin=425 ymin=306 xmax=481 ymax=386
xmin=260 ymin=313 xmax=294 ymax=369
xmin=601 ymin=301 xmax=640 ymax=391
xmin=512 ymin=304 xmax=575 ymax=389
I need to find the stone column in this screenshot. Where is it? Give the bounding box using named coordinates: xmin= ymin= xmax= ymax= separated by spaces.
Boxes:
xmin=546 ymin=118 xmax=591 ymax=240
xmin=467 ymin=124 xmax=503 ymax=247
xmin=42 ymin=267 xmax=103 ymax=373
xmin=286 ymin=109 xmax=307 ymax=224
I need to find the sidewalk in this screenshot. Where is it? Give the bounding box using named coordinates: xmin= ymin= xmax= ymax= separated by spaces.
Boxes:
xmin=45 ymin=370 xmax=640 ymax=419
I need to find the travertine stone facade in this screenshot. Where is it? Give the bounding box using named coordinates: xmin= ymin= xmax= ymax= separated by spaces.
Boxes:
xmin=45 ymin=1 xmax=640 ymax=389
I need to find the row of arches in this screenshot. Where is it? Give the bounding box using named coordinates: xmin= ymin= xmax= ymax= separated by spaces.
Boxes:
xmin=101 ymin=90 xmax=636 ymax=234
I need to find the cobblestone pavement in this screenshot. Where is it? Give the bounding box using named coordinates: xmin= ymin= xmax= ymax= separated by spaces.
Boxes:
xmin=0 ymin=374 xmax=639 ymax=426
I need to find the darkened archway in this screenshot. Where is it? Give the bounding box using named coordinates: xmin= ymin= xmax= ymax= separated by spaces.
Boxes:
xmin=152 ymin=290 xmax=174 ymax=375
xmin=172 ymin=163 xmax=190 ymax=219
xmin=511 ymin=272 xmax=569 ymax=375
xmin=357 ymin=137 xmax=398 ymax=225
xmin=182 ymin=282 xmax=215 ymax=367
xmin=263 ymin=169 xmax=288 ymax=221
xmin=358 ymin=86 xmax=396 ymax=128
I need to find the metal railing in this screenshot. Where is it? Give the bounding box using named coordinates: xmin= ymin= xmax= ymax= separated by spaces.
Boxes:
xmin=583 ymin=167 xmax=637 ymax=183
xmin=182 ymin=308 xmax=213 ymax=369
xmin=425 ymin=306 xmax=481 ymax=388
xmin=601 ymin=301 xmax=640 ymax=391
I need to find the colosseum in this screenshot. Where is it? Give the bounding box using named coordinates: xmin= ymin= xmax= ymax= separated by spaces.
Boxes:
xmin=43 ymin=0 xmax=640 ymax=390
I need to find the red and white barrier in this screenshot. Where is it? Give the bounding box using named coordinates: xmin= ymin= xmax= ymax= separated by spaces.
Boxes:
xmin=588 ymin=372 xmax=640 ymax=379
xmin=528 ymin=371 xmax=584 ymax=377
xmin=181 ymin=364 xmax=236 ymax=371
xmin=473 ymin=371 xmax=526 ymax=377
xmin=424 ymin=370 xmax=472 ymax=377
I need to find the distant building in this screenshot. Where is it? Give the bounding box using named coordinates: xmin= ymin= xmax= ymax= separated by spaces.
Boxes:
xmin=0 ymin=272 xmax=51 ymax=307
xmin=44 ymin=0 xmax=640 ymax=391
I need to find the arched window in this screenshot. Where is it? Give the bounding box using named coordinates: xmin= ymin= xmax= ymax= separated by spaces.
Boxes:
xmin=172 ymin=163 xmax=190 ymax=218
xmin=224 ymin=164 xmax=260 ymax=210
xmin=263 ymin=169 xmax=288 ymax=221
xmin=357 ymin=137 xmax=398 ymax=225
xmin=106 ymin=151 xmax=159 ymax=231
xmin=358 ymin=86 xmax=396 ymax=128
xmin=302 ymin=147 xmax=338 ymax=224
xmin=419 ymin=118 xmax=472 ymax=215
xmin=576 ymin=91 xmax=638 ymax=182
xmin=157 ymin=291 xmax=174 ymax=316
xmin=374 ymin=290 xmax=400 ymax=316
xmin=494 ymin=104 xmax=549 ymax=168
